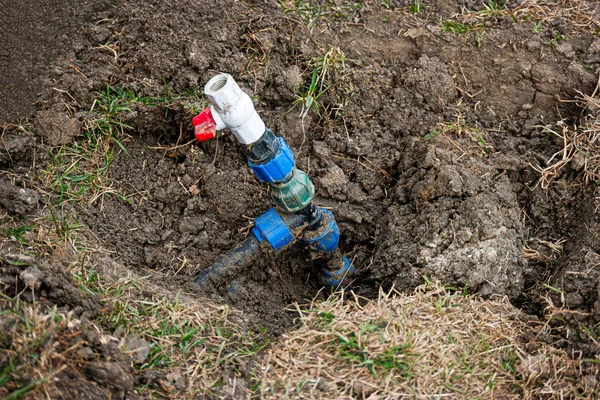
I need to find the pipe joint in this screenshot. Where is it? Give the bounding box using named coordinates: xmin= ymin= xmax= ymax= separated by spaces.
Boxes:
xmin=302 ymin=209 xmax=340 ymax=253
xmin=248 ymin=137 xmax=295 ymax=183
xmin=204 ymin=73 xmax=265 ymax=144
xmin=269 ymin=169 xmax=315 ymax=213
xmin=252 ymin=208 xmax=304 ymax=252
xmin=323 ymin=257 xmax=354 ymax=287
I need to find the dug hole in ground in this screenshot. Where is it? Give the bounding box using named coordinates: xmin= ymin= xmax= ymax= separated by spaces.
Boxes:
xmin=1 ymin=0 xmax=600 ymax=398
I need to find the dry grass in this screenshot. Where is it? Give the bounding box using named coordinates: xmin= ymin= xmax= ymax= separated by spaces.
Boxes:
xmin=0 ymin=294 xmax=88 ymax=399
xmin=425 ymin=105 xmax=494 ymax=157
xmin=0 ymin=257 xmax=265 ymax=399
xmin=532 ymin=87 xmax=600 ymax=188
xmin=259 ymin=282 xmax=599 ymax=399
xmin=522 ymin=237 xmax=566 ymax=261
xmin=73 ymin=266 xmax=268 ymax=398
xmin=514 ymin=0 xmax=600 ymax=35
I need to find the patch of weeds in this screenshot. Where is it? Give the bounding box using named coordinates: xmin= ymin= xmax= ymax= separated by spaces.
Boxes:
xmin=336 ymin=330 xmax=415 ymax=377
xmin=424 ymin=129 xmax=442 ymax=140
xmin=289 ymin=45 xmax=358 ymax=121
xmin=476 ymin=0 xmax=506 ymax=18
xmin=73 ymin=265 xmax=103 ymax=297
xmin=532 ymin=22 xmax=542 ymax=33
xmin=442 ymin=20 xmax=483 ymax=35
xmin=500 ymin=349 xmax=521 ymax=378
xmin=44 ymin=203 xmax=84 ymax=246
xmin=279 ymin=0 xmax=364 ymax=30
xmin=0 ymin=297 xmax=76 ymax=399
xmin=471 ymin=134 xmax=492 ymax=154
xmin=1 ymin=225 xmax=34 ymax=245
xmin=545 ymin=31 xmax=564 ymax=48
xmin=476 ymin=31 xmax=485 ymax=47
xmin=380 ymin=0 xmax=393 ymax=9
xmin=426 ymin=112 xmax=494 ymax=157
xmin=41 ymin=86 xmax=183 ymax=206
xmin=261 ymin=282 xmax=600 ymax=398
xmin=406 ymin=0 xmax=423 ymax=14
xmin=289 ymin=66 xmax=329 ymax=119
xmin=73 ymin=270 xmax=267 ymax=397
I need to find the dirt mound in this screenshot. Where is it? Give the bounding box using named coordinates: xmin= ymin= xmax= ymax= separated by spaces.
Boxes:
xmin=0 ymin=254 xmax=136 ymax=399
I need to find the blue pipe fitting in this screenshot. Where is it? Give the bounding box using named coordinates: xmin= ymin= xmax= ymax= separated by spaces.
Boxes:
xmin=302 ymin=209 xmax=340 ymax=253
xmin=251 ymin=208 xmax=294 ymax=252
xmin=248 ymin=137 xmax=294 ymax=183
xmin=323 ymin=257 xmax=354 ymax=287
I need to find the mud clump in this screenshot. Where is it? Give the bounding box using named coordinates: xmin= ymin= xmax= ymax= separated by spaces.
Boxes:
xmin=405 ymin=55 xmax=456 ymax=112
xmin=372 ymin=138 xmax=525 ymax=298
xmin=35 ymin=106 xmax=81 ymax=146
xmin=0 ymin=182 xmax=39 ymax=216
xmin=0 ymin=131 xmax=35 ymax=167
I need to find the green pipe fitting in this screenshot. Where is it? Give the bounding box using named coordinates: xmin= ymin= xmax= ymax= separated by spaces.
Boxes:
xmin=269 ymin=168 xmax=315 ymax=213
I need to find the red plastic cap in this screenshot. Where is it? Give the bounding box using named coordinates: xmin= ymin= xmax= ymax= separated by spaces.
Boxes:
xmin=192 ymin=108 xmax=216 ymax=142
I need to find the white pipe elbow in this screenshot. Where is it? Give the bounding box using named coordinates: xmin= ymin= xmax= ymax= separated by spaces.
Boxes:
xmin=204 ymin=73 xmax=266 ymax=145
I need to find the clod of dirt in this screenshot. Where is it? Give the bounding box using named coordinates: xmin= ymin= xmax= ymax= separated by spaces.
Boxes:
xmin=372 ymin=138 xmax=526 ymax=298
xmin=165 ymin=371 xmax=187 ymax=391
xmin=318 ymin=165 xmax=348 ymax=199
xmin=19 ymin=266 xmax=43 ymax=290
xmin=0 ymin=132 xmax=34 ymax=166
xmin=0 ymin=182 xmax=39 ymax=216
xmin=125 ymin=335 xmax=150 ymax=365
xmin=85 ymin=361 xmax=135 ymax=390
xmin=34 ymin=106 xmax=81 ymax=146
xmin=405 ymin=55 xmax=456 ymax=112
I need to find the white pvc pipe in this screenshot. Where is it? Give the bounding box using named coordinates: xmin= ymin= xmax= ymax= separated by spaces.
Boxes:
xmin=204 ymin=73 xmax=266 ymax=145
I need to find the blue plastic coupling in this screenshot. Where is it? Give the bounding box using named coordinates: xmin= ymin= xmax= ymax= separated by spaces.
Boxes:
xmin=302 ymin=209 xmax=340 ymax=253
xmin=248 ymin=137 xmax=294 ymax=183
xmin=252 ymin=208 xmax=294 ymax=252
xmin=323 ymin=257 xmax=354 ymax=287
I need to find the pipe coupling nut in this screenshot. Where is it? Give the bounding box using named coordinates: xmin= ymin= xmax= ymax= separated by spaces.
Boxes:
xmin=248 ymin=137 xmax=294 ymax=183
xmin=269 ymin=169 xmax=314 ymax=213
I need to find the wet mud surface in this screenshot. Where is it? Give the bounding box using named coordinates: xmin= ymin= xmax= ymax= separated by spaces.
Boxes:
xmin=2 ymin=0 xmax=600 ymax=368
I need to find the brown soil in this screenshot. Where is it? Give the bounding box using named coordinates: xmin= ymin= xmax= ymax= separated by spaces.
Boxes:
xmin=2 ymin=0 xmax=600 ymax=397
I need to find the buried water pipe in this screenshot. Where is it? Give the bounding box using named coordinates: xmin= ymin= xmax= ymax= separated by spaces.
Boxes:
xmin=192 ymin=73 xmax=353 ymax=289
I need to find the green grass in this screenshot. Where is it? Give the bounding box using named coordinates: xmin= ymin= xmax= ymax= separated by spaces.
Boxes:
xmin=336 ymin=327 xmax=415 ymax=377
xmin=442 ymin=20 xmax=484 ymax=34
xmin=72 ymin=267 xmax=269 ymax=396
xmin=406 ymin=0 xmax=423 ymax=14
xmin=546 ymin=31 xmax=564 ymax=48
xmin=42 ymin=84 xmax=204 ymax=206
xmin=0 ymin=298 xmax=66 ymax=400
xmin=1 ymin=225 xmax=34 ymax=245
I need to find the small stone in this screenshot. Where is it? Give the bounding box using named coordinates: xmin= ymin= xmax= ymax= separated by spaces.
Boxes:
xmin=521 ymin=103 xmax=534 ymax=111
